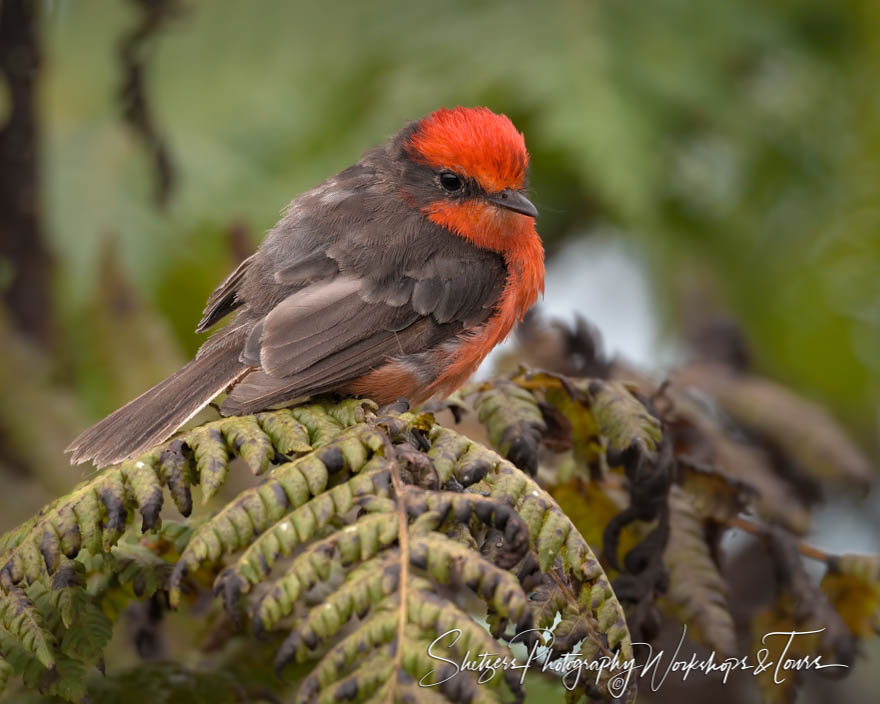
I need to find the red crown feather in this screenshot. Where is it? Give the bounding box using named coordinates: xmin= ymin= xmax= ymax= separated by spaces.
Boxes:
xmin=408 ymin=106 xmax=529 ymax=192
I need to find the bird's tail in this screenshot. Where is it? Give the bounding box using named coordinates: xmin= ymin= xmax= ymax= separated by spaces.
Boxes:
xmin=66 ymin=342 xmax=250 ymax=468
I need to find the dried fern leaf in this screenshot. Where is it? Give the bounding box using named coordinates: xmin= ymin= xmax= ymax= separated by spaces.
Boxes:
xmin=662 ymin=486 xmax=737 ymax=655
xmin=822 ymin=553 xmax=880 ymax=638
xmin=678 ymin=365 xmax=873 ymax=488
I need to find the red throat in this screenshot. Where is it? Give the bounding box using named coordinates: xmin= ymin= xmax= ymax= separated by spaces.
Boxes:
xmin=347 ymin=206 xmax=545 ymax=406
xmin=422 ymin=201 xmax=545 ymax=398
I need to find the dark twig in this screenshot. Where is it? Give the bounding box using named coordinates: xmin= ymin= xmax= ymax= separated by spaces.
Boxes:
xmin=0 ymin=0 xmax=54 ymax=344
xmin=118 ymin=0 xmax=183 ymax=208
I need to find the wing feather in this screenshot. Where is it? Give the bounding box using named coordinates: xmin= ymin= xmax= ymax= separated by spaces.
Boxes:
xmin=221 ymin=251 xmax=504 ymax=414
xmin=200 ymin=179 xmax=509 ymax=414
xmin=253 ymin=276 xmax=423 ymax=378
xmin=196 ymin=254 xmax=255 ymax=332
xmin=222 ymin=318 xmax=438 ymax=414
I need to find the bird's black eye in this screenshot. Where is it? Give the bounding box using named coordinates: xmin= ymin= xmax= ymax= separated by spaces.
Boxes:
xmin=439 ymin=171 xmax=463 ymax=192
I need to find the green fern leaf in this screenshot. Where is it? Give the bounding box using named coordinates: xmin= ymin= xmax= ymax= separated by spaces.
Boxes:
xmin=0 ymin=397 xmax=632 ymax=703
xmin=111 ymin=541 xmax=174 ymax=598
xmin=288 ymin=404 xmax=348 ymax=446
xmin=216 ymin=460 xmax=395 ymax=602
xmin=470 ymin=380 xmax=546 ymax=474
xmin=0 ymin=654 xmax=12 ymax=696
xmin=169 ymin=423 xmax=388 ymax=605
xmin=187 ymin=425 xmax=231 ymax=503
xmin=58 ymin=592 xmax=113 ymax=664
xmin=256 ymin=529 xmax=400 ymax=636
xmin=120 ymin=452 xmax=165 ymax=532
xmin=158 ymin=439 xmax=195 ymax=516
xmin=587 ymin=380 xmax=662 ymax=459
xmin=323 ymin=398 xmax=379 ymax=427
xmin=0 ymin=585 xmax=56 ymax=669
xmin=221 ymin=416 xmax=275 ymax=475
xmin=256 ymin=409 xmax=312 ymax=454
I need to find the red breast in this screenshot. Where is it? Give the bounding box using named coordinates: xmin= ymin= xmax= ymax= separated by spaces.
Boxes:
xmin=347 ymin=107 xmax=545 ymax=404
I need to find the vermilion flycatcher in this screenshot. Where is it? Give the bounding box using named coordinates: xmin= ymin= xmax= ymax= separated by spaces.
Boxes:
xmin=68 ymin=107 xmax=545 ymax=467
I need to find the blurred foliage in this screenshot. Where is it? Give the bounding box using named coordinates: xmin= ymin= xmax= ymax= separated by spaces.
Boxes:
xmin=492 ymin=316 xmax=878 ymax=702
xmin=34 ymin=0 xmax=880 ymax=433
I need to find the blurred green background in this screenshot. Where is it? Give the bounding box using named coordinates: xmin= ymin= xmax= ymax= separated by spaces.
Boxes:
xmin=1 ymin=1 xmax=879 ymax=701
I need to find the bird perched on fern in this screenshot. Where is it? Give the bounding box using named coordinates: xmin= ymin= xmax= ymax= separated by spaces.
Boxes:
xmin=68 ymin=106 xmax=545 ymax=468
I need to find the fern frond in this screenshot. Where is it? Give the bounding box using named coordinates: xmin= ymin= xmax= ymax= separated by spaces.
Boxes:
xmin=662 ymin=486 xmax=737 ymax=655
xmin=255 ymin=520 xmax=401 ymax=635
xmin=193 ymin=409 xmax=627 ymax=702
xmin=111 ymin=541 xmax=175 ymax=598
xmin=509 ymin=372 xmax=661 ymax=468
xmin=256 ymin=409 xmax=312 ymax=454
xmin=0 ymin=395 xmax=634 ymax=702
xmin=0 ymin=402 xmax=370 ymax=591
xmin=586 ymin=380 xmax=662 ymax=460
xmin=0 ymin=563 xmax=113 ymax=701
xmin=469 ymin=379 xmax=547 ymax=475
xmin=215 ymin=459 xmax=395 ymax=604
xmin=0 ymin=584 xmax=56 ymax=669
xmin=431 ymin=425 xmax=631 ymax=645
xmin=169 ymin=422 xmax=389 ymax=605
xmin=0 ymin=655 xmax=12 ymax=697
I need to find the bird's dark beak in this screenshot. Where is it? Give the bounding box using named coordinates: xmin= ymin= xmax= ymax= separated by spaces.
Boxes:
xmin=489 ymin=190 xmax=538 ymax=218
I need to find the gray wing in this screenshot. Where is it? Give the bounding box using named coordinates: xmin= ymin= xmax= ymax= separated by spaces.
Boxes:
xmin=220 ymin=249 xmax=506 ymax=415
xmin=197 ymin=164 xmax=509 ymax=414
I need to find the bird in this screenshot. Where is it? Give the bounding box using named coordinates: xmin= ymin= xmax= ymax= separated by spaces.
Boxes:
xmin=67 ymin=106 xmax=545 ymax=467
